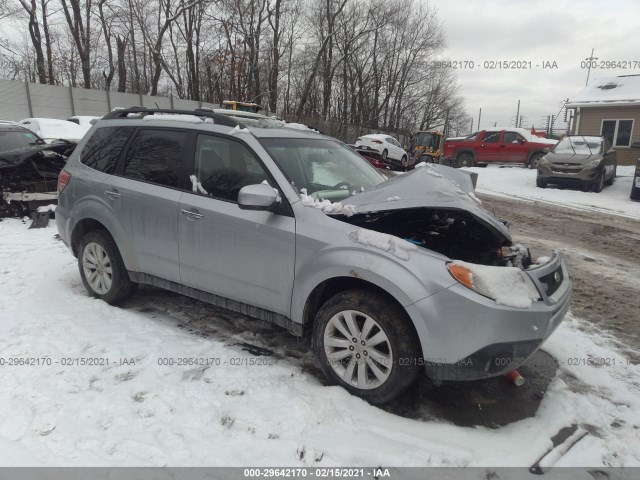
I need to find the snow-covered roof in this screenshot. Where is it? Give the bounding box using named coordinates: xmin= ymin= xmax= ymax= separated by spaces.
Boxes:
xmin=484 ymin=127 xmax=558 ymax=145
xmin=566 ymin=75 xmax=640 ymax=108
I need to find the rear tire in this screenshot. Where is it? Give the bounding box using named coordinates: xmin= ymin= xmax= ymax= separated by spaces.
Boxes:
xmin=456 ymin=153 xmax=474 ymax=168
xmin=78 ymin=230 xmax=137 ymax=304
xmin=536 ymin=176 xmax=547 ymax=188
xmin=401 ymin=154 xmax=408 ymax=169
xmin=382 ymin=149 xmax=388 ymax=161
xmin=312 ymin=289 xmax=421 ymax=405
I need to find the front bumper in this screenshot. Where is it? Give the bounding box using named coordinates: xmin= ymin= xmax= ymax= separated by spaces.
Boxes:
xmin=405 ymin=252 xmax=572 ymax=382
xmin=538 ymin=163 xmax=601 ymax=183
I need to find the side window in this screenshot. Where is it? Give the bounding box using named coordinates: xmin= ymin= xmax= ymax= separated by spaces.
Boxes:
xmin=191 ymin=134 xmax=269 ymax=202
xmin=503 ymin=132 xmax=525 ymax=144
xmin=482 ymin=131 xmax=501 ymax=143
xmin=616 ymin=120 xmax=633 ymax=147
xmin=81 ymin=127 xmax=132 ymax=174
xmin=122 ymin=129 xmax=186 ymax=188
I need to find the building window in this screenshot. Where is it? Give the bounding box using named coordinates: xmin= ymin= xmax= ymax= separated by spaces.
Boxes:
xmin=601 ymin=119 xmax=634 ymax=147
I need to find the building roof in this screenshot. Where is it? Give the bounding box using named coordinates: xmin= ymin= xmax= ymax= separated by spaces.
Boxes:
xmin=567 ymin=75 xmax=640 ymax=108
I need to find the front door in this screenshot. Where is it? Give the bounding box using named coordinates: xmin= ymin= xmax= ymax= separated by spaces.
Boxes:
xmin=500 ymin=131 xmax=530 ymax=163
xmin=476 ymin=131 xmax=501 ymax=162
xmin=178 ymin=133 xmax=296 ymax=316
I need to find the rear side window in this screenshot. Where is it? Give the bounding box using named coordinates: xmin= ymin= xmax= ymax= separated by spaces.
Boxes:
xmin=122 ymin=129 xmax=187 ymax=188
xmin=81 ymin=127 xmax=132 ymax=174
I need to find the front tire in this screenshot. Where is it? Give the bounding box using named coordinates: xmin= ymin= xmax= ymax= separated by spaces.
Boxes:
xmin=536 ymin=176 xmax=547 ymax=188
xmin=312 ymin=289 xmax=421 ymax=405
xmin=528 ymin=153 xmax=544 ymax=169
xmin=382 ymin=149 xmax=388 ymax=161
xmin=605 ymin=165 xmax=616 ymax=186
xmin=592 ymin=171 xmax=605 ymax=193
xmin=401 ymin=154 xmax=408 ymax=169
xmin=78 ymin=230 xmax=137 ymax=304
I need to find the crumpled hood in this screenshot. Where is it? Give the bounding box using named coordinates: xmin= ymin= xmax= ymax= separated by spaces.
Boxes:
xmin=343 ymin=165 xmax=512 ymax=243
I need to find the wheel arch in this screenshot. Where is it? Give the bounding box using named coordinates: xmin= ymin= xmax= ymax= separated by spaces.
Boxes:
xmin=455 ymin=149 xmax=475 ymax=161
xmin=300 ymin=276 xmax=423 ymax=356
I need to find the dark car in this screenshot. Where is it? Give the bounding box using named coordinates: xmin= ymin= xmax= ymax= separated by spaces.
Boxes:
xmin=0 ymin=124 xmax=76 ymax=217
xmin=536 ymin=135 xmax=617 ymax=192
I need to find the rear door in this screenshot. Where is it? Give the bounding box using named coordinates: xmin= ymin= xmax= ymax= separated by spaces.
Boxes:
xmin=500 ymin=131 xmax=529 ymax=163
xmin=178 ymin=133 xmax=296 ymax=316
xmin=476 ymin=131 xmax=501 ymax=162
xmin=108 ymin=128 xmax=188 ymax=283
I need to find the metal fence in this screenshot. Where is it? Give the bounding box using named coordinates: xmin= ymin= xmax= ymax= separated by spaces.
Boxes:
xmin=0 ymin=79 xmax=220 ymax=121
xmin=0 ymin=79 xmax=415 ymax=147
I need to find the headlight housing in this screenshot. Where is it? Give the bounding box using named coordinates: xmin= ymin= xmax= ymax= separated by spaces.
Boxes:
xmin=538 ymin=156 xmax=549 ymax=166
xmin=447 ymin=262 xmax=541 ymax=308
xmin=588 ymin=158 xmax=603 ymax=167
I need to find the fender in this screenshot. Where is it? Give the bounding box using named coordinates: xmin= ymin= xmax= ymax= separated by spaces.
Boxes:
xmin=69 ymin=192 xmax=139 ymax=272
xmin=290 ymin=245 xmax=455 ymax=325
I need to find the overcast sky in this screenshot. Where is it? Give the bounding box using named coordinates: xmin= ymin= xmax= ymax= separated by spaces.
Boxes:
xmin=434 ymin=0 xmax=640 ymax=131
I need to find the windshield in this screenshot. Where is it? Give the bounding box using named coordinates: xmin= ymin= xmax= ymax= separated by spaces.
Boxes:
xmin=415 ymin=132 xmax=440 ymax=148
xmin=552 ymin=136 xmax=602 ymax=155
xmin=0 ymin=130 xmax=43 ymax=150
xmin=260 ymin=138 xmax=387 ymax=201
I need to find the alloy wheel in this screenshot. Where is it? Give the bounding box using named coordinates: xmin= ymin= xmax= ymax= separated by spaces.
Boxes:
xmin=82 ymin=242 xmax=113 ymax=295
xmin=323 ymin=310 xmax=393 ymax=390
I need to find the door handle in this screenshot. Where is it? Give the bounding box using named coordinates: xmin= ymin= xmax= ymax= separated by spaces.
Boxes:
xmin=181 ymin=209 xmax=204 ymax=220
xmin=104 ymin=190 xmax=121 ymax=199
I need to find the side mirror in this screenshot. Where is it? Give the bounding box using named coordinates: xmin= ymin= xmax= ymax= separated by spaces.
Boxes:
xmin=238 ymin=183 xmax=278 ymax=211
xmin=518 ymin=138 xmax=526 ymax=144
xmin=543 ymin=147 xmax=550 ymax=153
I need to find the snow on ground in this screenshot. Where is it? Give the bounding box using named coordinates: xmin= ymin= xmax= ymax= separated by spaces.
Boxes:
xmin=0 ymin=219 xmax=639 ymax=466
xmin=463 ymin=165 xmax=639 ymax=220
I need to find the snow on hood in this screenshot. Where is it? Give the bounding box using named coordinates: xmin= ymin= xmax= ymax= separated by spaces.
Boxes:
xmin=340 ymin=165 xmax=512 ymax=243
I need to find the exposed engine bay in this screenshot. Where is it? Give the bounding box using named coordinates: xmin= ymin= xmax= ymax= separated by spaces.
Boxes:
xmin=338 ymin=207 xmax=533 ymax=268
xmin=0 ymin=142 xmax=75 ymax=218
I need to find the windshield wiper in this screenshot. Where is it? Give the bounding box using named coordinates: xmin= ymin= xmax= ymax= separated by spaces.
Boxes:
xmin=581 ymin=136 xmax=594 ymax=155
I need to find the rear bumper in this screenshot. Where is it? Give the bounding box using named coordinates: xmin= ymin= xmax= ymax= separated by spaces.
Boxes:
xmin=405 ymin=253 xmax=572 ymax=382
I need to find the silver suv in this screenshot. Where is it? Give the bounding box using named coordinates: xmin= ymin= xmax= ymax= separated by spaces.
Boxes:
xmin=56 ymin=108 xmax=572 ymax=404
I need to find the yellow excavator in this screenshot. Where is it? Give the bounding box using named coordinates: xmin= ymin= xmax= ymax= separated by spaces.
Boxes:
xmin=411 ymin=130 xmax=444 ymax=163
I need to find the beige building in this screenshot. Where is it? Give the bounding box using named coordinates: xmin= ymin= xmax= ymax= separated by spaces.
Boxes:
xmin=567 ymin=75 xmax=640 ymax=165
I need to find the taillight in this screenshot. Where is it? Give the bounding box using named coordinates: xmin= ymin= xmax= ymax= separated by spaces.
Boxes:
xmin=58 ymin=169 xmax=71 ymax=193
xmin=372 ymin=140 xmax=383 ymax=144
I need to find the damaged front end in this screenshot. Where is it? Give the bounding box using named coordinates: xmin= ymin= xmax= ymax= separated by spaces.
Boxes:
xmin=327 ymin=165 xmax=571 ymax=380
xmin=333 ymin=165 xmax=525 ymax=268
xmin=0 ymin=142 xmax=75 ymax=219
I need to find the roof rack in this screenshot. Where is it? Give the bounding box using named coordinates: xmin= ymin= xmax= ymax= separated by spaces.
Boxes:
xmin=102 ymin=107 xmax=241 ymax=127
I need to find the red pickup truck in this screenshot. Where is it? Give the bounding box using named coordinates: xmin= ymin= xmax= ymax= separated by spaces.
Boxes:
xmin=442 ymin=128 xmax=558 ymax=168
